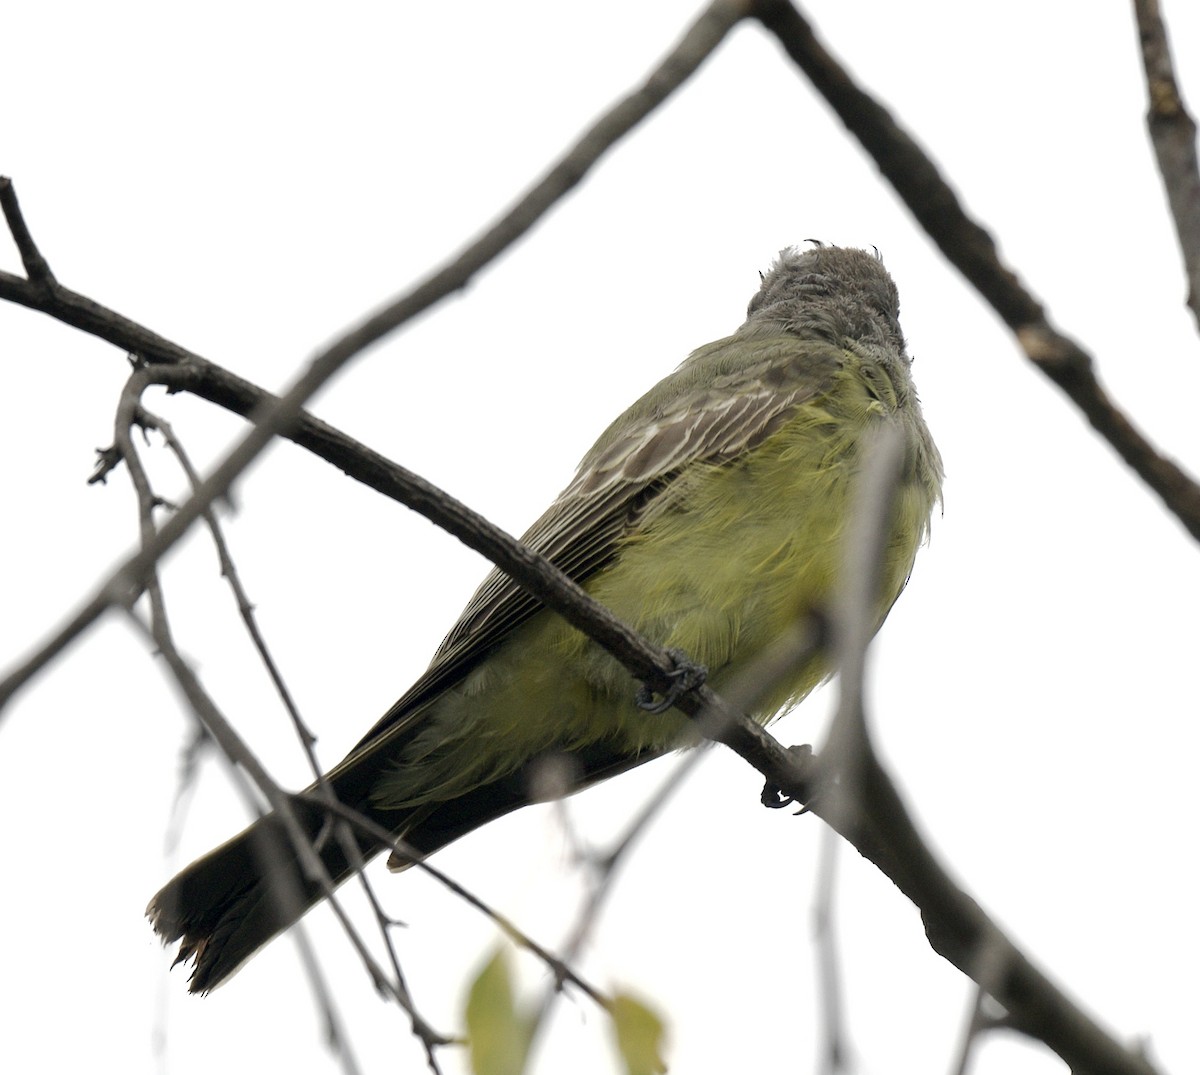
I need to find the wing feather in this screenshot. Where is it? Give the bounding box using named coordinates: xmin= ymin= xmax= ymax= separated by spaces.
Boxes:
xmin=350 ymin=336 xmax=841 ymax=752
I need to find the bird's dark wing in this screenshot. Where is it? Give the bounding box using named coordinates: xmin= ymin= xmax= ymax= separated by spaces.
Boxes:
xmin=347 ymin=336 xmax=841 ymax=756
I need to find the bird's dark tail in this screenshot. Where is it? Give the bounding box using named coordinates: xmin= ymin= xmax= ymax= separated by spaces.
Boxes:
xmin=145 ymin=763 xmax=558 ymax=992
xmin=147 ymin=743 xmax=658 ymax=992
xmin=146 ymin=794 xmax=409 ymax=993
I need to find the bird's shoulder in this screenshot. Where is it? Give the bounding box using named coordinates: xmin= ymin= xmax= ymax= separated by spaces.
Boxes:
xmin=567 ymin=332 xmax=845 ymax=497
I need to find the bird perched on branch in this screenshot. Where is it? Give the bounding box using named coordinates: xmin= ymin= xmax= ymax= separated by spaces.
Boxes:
xmin=148 ymin=244 xmax=942 ymax=992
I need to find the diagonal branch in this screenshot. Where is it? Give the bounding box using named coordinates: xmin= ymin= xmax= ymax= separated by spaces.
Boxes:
xmin=136 ymin=403 xmax=436 ymax=1052
xmin=754 ymin=0 xmax=1200 ymax=542
xmin=795 ymin=431 xmax=1160 ymax=1075
xmin=111 ymin=387 xmax=434 ymax=1066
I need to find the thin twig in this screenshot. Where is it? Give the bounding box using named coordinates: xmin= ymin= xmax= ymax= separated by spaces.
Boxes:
xmin=521 ymin=613 xmax=825 ymax=1055
xmin=1132 ymin=0 xmax=1200 ymax=330
xmin=821 ymin=426 xmax=905 ymax=783
xmin=137 ymin=405 xmax=321 ymax=753
xmin=112 ymin=392 xmax=371 ymax=1074
xmin=139 ymin=404 xmax=435 ymax=1066
xmin=113 ymin=399 xmax=440 ymax=1047
xmin=294 ymin=792 xmax=614 ymax=1013
xmin=811 ymin=428 xmax=906 ymax=1075
xmin=947 ymin=935 xmax=1009 ymax=1075
xmin=136 ymin=607 xmax=451 ymax=1043
xmin=813 ymin=826 xmax=847 ymax=1075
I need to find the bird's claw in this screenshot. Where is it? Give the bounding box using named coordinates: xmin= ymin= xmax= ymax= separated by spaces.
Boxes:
xmin=635 ymin=649 xmax=708 ymax=713
xmin=760 ymin=743 xmax=815 ymax=813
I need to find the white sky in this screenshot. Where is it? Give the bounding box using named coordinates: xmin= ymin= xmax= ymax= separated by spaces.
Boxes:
xmin=2 ymin=2 xmax=1198 ymax=1074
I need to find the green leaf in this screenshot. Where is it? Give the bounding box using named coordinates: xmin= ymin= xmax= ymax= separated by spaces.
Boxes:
xmin=464 ymin=947 xmax=532 ymax=1075
xmin=610 ymin=992 xmax=667 ymax=1075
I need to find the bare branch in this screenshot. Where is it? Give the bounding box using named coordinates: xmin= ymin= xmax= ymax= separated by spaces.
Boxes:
xmin=295 ymin=792 xmax=614 ymax=1014
xmin=141 ymin=405 xmax=436 ymax=1058
xmin=0 ymin=177 xmax=57 ymax=288
xmin=1132 ymin=0 xmax=1200 ymax=330
xmin=132 ymin=606 xmax=451 ymax=1040
xmin=112 ymin=392 xmax=380 ymax=1071
xmin=138 ymin=406 xmax=321 ymax=752
xmin=754 ymin=0 xmax=1200 ymax=542
xmin=822 ymin=426 xmax=906 ymax=784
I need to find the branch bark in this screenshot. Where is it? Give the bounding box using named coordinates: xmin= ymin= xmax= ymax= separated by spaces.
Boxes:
xmin=754 ymin=0 xmax=1200 ymax=542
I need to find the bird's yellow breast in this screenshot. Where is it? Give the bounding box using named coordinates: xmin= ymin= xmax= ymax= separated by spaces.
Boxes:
xmin=373 ymin=353 xmax=939 ymax=809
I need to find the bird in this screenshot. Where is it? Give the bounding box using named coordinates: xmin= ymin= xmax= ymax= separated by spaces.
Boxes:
xmin=147 ymin=243 xmax=943 ymax=992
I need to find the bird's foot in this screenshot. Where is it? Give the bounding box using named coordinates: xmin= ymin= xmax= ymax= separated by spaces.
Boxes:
xmin=761 ymin=743 xmax=816 ymax=814
xmin=635 ymin=648 xmax=708 ymax=713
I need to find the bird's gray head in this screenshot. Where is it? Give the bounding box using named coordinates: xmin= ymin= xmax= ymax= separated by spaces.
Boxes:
xmin=745 ymin=244 xmax=906 ymax=358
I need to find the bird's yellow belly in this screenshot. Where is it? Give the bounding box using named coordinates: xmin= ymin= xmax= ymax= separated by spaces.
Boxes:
xmin=375 ymin=386 xmax=932 ymax=809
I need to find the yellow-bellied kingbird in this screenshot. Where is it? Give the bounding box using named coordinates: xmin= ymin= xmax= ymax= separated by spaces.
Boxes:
xmin=148 ymin=244 xmax=942 ymax=991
